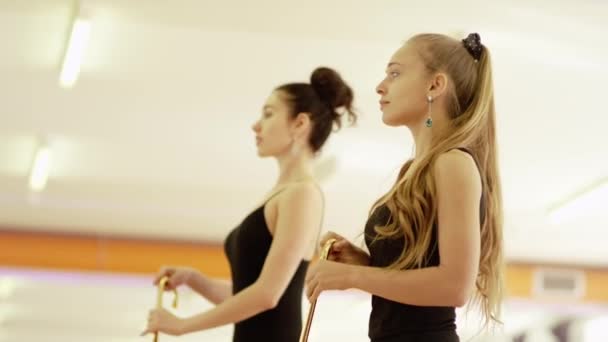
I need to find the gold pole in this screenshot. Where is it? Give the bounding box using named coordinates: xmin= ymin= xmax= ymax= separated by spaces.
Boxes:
xmin=153 ymin=276 xmax=179 ymax=342
xmin=299 ymin=238 xmax=336 ymax=342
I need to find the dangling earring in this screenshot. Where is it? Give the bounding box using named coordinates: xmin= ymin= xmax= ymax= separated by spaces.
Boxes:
xmin=425 ymin=95 xmax=433 ymax=128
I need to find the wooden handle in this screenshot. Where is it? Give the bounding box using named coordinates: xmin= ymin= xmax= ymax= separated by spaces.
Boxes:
xmin=153 ymin=276 xmax=179 ymax=342
xmin=299 ymin=238 xmax=337 ymax=342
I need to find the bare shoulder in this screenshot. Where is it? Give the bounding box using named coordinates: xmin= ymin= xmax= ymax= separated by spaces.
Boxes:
xmin=434 ymin=149 xmax=481 ymax=190
xmin=278 ymin=182 xmax=323 ymax=207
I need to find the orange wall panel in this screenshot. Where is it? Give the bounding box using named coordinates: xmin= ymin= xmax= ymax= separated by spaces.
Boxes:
xmin=1 ymin=230 xmax=607 ymax=303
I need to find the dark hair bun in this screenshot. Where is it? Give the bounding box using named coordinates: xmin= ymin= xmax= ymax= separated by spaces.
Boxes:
xmin=310 ymin=67 xmax=357 ymax=128
xmin=310 ymin=67 xmax=356 ymax=127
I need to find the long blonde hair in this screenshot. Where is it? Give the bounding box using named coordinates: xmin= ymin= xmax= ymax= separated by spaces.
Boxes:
xmin=371 ymin=33 xmax=504 ymax=328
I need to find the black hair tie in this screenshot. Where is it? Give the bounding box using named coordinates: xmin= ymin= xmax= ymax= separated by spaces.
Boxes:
xmin=462 ymin=33 xmax=483 ymax=61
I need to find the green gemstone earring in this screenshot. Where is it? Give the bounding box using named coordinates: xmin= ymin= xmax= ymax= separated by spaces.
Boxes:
xmin=426 ymin=95 xmax=433 ymax=128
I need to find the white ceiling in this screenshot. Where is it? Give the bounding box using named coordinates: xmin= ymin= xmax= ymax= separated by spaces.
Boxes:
xmin=1 ymin=0 xmax=607 ymax=264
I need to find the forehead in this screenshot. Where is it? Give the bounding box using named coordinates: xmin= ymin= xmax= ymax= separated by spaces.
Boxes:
xmin=264 ymin=90 xmax=283 ymax=106
xmin=389 ymin=43 xmax=423 ymax=67
xmin=263 ymin=90 xmax=289 ymax=110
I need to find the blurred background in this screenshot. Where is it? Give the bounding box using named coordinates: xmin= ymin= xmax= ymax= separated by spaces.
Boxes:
xmin=1 ymin=0 xmax=607 ymax=341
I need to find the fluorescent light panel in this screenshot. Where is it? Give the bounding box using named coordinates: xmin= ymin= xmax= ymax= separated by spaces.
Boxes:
xmin=28 ymin=145 xmax=52 ymax=192
xmin=548 ymin=179 xmax=608 ymax=224
xmin=59 ymin=18 xmax=91 ymax=88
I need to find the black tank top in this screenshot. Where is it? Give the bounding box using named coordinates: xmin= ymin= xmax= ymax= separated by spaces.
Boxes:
xmin=363 ymin=148 xmax=485 ymax=342
xmin=224 ymin=201 xmax=310 ymax=342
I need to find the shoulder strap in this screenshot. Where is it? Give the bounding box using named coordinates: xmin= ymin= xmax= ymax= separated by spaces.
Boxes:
xmin=262 ymin=187 xmax=289 ymax=206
